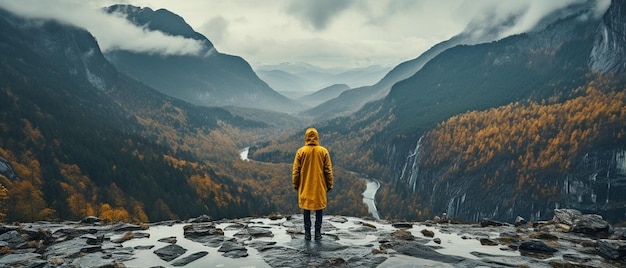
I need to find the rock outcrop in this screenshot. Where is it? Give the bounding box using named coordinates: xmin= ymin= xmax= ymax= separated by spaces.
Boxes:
xmin=0 ymin=210 xmax=625 ymax=267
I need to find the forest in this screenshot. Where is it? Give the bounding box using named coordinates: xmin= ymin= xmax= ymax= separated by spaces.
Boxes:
xmin=376 ymin=77 xmax=626 ymax=220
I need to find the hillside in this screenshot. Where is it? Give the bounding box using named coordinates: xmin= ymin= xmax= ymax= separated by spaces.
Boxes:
xmin=103 ymin=5 xmax=301 ymax=113
xmin=0 ymin=7 xmax=270 ymax=222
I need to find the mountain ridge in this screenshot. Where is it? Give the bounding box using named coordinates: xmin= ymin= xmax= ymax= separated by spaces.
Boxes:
xmin=103 ymin=4 xmax=301 ymax=113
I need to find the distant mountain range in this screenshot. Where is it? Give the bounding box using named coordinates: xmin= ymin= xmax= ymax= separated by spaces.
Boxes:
xmin=103 ymin=5 xmax=301 ymax=113
xmin=254 ymin=63 xmax=390 ymax=99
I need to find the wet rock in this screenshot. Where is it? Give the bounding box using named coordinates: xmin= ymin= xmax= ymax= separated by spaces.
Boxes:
xmin=133 ymin=245 xmax=154 ymax=250
xmin=518 ymin=240 xmax=558 ymax=258
xmin=153 ymin=244 xmax=187 ymax=261
xmin=0 ymin=253 xmax=47 ymax=268
xmin=553 ymin=208 xmax=582 ymax=226
xmin=171 ymin=251 xmax=208 ymax=266
xmin=480 ymin=218 xmax=508 ymax=227
xmin=392 ymin=229 xmax=415 ymax=240
xmin=421 ymin=229 xmax=435 ymax=237
xmin=44 ymin=237 xmax=97 ymax=259
xmin=268 ymin=214 xmax=284 ymax=220
xmin=433 ymin=238 xmax=442 ymax=244
xmin=71 ymin=252 xmax=122 ymax=268
xmin=571 ymin=214 xmax=611 ymax=236
xmin=218 ymin=240 xmax=246 ymax=252
xmin=247 ymin=226 xmax=274 ymax=238
xmin=382 ymin=240 xmax=465 ymax=263
xmin=183 ymin=222 xmax=220 ymax=239
xmin=190 ymin=214 xmax=212 ymax=223
xmin=0 ymin=230 xmax=27 ymax=249
xmin=360 ymin=221 xmax=377 ymax=229
xmin=245 ymin=240 xmax=277 ymax=252
xmin=157 ymin=236 xmax=177 ymax=244
xmin=514 ymin=216 xmax=527 ymax=226
xmin=219 ymin=241 xmax=248 ymax=258
xmin=480 ymin=238 xmax=498 ymax=246
xmin=598 ymin=239 xmax=626 ymax=260
xmin=392 ymin=222 xmax=413 ymax=229
xmin=80 ymin=216 xmax=101 ymax=224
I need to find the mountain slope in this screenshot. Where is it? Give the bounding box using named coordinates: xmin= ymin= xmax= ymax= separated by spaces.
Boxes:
xmin=0 ymin=7 xmax=267 ymax=222
xmin=296 ymin=84 xmax=350 ymax=107
xmin=373 ymin=0 xmax=626 ymax=222
xmin=103 ymin=5 xmax=301 ymax=113
xmin=301 ymin=0 xmax=606 ymax=121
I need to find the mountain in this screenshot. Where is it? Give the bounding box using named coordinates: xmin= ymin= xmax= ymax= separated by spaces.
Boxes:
xmin=0 ymin=7 xmax=270 ymax=222
xmin=296 ymin=84 xmax=350 ymax=107
xmin=300 ymin=0 xmax=607 ymax=121
xmin=250 ymin=0 xmax=626 ymax=224
xmin=372 ymin=0 xmax=626 ymax=223
xmin=255 ymin=63 xmax=390 ymax=97
xmin=103 ymin=5 xmax=301 ymax=113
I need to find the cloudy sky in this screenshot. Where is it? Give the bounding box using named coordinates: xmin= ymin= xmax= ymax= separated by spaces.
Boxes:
xmin=0 ymin=0 xmax=611 ymax=69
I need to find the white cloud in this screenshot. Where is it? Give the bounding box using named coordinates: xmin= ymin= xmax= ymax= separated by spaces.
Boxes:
xmin=0 ymin=0 xmax=614 ymax=69
xmin=0 ymin=0 xmax=204 ymax=56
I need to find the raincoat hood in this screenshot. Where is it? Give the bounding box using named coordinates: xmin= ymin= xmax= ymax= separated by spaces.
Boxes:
xmin=304 ymin=128 xmax=319 ymax=146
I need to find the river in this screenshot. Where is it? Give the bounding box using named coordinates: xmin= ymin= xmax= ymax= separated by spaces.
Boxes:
xmin=239 ymin=147 xmax=381 ymax=220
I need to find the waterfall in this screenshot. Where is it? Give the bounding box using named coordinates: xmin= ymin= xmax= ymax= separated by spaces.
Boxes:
xmin=399 ymin=135 xmax=424 ymax=192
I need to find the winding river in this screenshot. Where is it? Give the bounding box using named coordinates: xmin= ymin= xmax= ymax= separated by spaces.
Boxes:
xmin=239 ymin=147 xmax=381 ymax=220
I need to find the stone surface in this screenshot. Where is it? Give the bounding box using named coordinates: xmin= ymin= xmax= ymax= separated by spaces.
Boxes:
xmin=171 ymin=251 xmax=208 ymax=266
xmin=153 ymin=244 xmax=187 ymax=261
xmin=2 ymin=211 xmax=626 ymax=267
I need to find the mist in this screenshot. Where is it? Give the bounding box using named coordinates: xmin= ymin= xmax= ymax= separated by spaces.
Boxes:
xmin=0 ymin=0 xmax=204 ymax=56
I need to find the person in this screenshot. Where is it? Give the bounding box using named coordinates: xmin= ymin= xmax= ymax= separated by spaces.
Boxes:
xmin=292 ymin=128 xmax=333 ymax=241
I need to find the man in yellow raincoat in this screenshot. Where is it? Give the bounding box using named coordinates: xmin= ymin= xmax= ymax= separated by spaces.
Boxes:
xmin=292 ymin=128 xmax=333 ymax=240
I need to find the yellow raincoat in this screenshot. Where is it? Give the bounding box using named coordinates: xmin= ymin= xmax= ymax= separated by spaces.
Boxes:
xmin=292 ymin=128 xmax=334 ymax=210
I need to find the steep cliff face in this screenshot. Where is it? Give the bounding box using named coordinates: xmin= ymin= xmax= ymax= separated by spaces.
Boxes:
xmin=590 ymin=0 xmax=626 ymax=73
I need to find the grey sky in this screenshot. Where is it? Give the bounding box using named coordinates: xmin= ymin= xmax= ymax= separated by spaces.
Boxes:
xmin=0 ymin=0 xmax=611 ymax=69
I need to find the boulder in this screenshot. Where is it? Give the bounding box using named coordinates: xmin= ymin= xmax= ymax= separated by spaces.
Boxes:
xmin=571 ymin=214 xmax=611 ymax=236
xmin=514 ymin=216 xmax=527 ymax=226
xmin=553 ymin=209 xmax=581 ymax=225
xmin=518 ymin=240 xmax=558 ymax=257
xmin=153 ymin=244 xmax=187 ymax=261
xmin=392 ymin=229 xmax=415 ymax=241
xmin=0 ymin=230 xmax=27 ymax=249
xmin=183 ymin=222 xmax=220 ymax=238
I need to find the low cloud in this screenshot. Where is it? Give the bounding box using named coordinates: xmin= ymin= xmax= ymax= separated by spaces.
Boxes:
xmin=458 ymin=0 xmax=612 ymax=39
xmin=0 ymin=0 xmax=204 ymax=56
xmin=286 ymin=0 xmax=355 ymax=31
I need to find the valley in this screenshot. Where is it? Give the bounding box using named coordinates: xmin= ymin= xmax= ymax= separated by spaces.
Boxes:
xmin=0 ymin=0 xmax=625 ymax=232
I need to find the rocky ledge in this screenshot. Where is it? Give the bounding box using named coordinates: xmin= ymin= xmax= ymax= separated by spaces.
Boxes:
xmin=1 ymin=208 xmax=625 ymax=267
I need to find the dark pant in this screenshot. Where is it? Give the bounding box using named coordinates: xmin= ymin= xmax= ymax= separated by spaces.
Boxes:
xmin=303 ymin=209 xmax=323 ymax=230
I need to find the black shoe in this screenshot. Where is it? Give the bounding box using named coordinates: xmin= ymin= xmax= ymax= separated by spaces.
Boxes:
xmin=305 ymin=228 xmax=311 ymax=240
xmin=314 ymin=228 xmax=322 ymax=240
